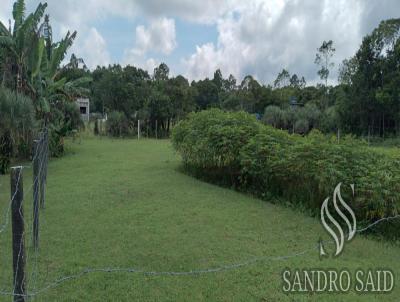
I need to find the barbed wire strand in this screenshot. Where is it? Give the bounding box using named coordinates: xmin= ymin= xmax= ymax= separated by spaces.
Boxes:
xmin=0 ymin=213 xmax=399 ymax=298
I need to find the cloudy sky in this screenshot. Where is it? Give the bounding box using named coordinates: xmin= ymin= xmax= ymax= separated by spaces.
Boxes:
xmin=1 ymin=0 xmax=399 ymax=84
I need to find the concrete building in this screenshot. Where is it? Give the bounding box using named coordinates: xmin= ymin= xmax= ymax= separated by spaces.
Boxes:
xmin=76 ymin=98 xmax=90 ymax=122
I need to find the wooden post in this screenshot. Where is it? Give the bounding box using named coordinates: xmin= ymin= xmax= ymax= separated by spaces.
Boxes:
xmin=368 ymin=126 xmax=371 ymax=146
xmin=39 ymin=135 xmax=45 ymax=210
xmin=137 ymin=120 xmax=140 ymax=140
xmin=45 ymin=128 xmax=49 ymax=184
xmin=32 ymin=140 xmax=40 ymax=248
xmin=155 ymin=120 xmax=158 ymax=139
xmin=11 ymin=166 xmax=26 ymax=302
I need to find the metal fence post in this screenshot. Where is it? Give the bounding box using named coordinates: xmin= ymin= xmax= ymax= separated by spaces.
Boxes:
xmin=11 ymin=166 xmax=26 ymax=302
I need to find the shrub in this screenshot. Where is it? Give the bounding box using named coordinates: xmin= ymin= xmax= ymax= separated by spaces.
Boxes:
xmin=173 ymin=109 xmax=400 ymax=233
xmin=172 ymin=109 xmax=261 ymax=184
xmin=0 ymin=130 xmax=12 ymax=174
xmin=262 ymin=105 xmax=285 ymax=128
xmin=106 ymin=111 xmax=130 ymax=137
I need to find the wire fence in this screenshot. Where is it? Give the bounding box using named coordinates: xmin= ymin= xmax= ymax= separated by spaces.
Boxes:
xmin=0 ymin=128 xmax=49 ymax=301
xmin=0 ymin=131 xmax=399 ymax=300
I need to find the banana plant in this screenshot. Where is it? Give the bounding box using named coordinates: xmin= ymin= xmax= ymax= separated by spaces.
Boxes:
xmin=0 ymin=0 xmax=47 ymax=92
xmin=36 ymin=30 xmax=92 ymax=117
xmin=1 ymin=0 xmax=92 ymax=120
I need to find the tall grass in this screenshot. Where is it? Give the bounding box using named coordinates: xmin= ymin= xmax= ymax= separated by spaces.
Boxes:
xmin=0 ymin=87 xmax=36 ymax=173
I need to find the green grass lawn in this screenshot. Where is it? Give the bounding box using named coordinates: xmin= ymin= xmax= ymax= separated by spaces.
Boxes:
xmin=0 ymin=137 xmax=399 ymax=301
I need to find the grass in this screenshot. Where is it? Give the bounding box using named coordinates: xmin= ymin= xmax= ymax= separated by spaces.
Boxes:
xmin=0 ymin=137 xmax=399 ymax=301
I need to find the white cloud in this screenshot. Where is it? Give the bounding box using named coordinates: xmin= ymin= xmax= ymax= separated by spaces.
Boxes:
xmin=133 ymin=0 xmax=240 ymax=24
xmin=2 ymin=0 xmax=400 ymax=82
xmin=0 ymin=0 xmax=13 ymax=29
xmin=122 ymin=17 xmax=176 ymax=74
xmin=183 ymin=0 xmax=365 ymax=84
xmin=69 ymin=27 xmax=111 ymax=69
xmin=122 ymin=48 xmax=159 ymax=74
xmin=133 ymin=17 xmax=177 ymax=55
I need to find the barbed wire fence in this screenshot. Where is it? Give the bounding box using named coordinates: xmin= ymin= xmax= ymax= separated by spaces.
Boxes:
xmin=0 ymin=130 xmax=399 ymax=300
xmin=0 ymin=128 xmax=48 ymax=301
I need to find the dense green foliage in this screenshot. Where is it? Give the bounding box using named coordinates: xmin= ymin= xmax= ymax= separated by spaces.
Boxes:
xmin=0 ymin=87 xmax=36 ymax=173
xmin=90 ymin=64 xmax=194 ymax=137
xmin=85 ymin=19 xmax=400 ymax=141
xmin=172 ymin=109 xmax=261 ymax=184
xmin=0 ymin=0 xmax=90 ymax=167
xmin=172 ymin=109 xmax=400 ymax=228
xmin=106 ymin=111 xmax=130 ymax=137
xmin=338 ymin=19 xmax=400 ymax=136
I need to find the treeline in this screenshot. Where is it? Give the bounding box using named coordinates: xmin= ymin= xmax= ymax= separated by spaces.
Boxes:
xmin=78 ymin=18 xmax=400 ymax=139
xmin=80 ymin=63 xmax=328 ymax=137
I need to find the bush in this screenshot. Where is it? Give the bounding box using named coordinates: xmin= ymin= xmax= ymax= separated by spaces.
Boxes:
xmin=106 ymin=111 xmax=130 ymax=137
xmin=173 ymin=109 xmax=400 ymax=233
xmin=172 ymin=109 xmax=261 ymax=184
xmin=262 ymin=105 xmax=284 ymax=128
xmin=47 ymin=100 xmax=84 ymax=157
xmin=0 ymin=130 xmax=12 ymax=174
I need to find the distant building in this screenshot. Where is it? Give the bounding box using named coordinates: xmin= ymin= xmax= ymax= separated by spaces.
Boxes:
xmin=76 ymin=98 xmax=90 ymax=122
xmin=289 ymin=96 xmax=303 ymax=107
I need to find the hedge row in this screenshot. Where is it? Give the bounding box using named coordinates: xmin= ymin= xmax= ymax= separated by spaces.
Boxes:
xmin=172 ymin=109 xmax=400 ymax=228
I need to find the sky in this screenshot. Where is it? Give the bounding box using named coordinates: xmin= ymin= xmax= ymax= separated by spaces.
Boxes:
xmin=1 ymin=0 xmax=400 ymax=85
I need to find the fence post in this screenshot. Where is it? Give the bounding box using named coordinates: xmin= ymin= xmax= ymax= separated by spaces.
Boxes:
xmin=155 ymin=120 xmax=158 ymax=139
xmin=11 ymin=166 xmax=26 ymax=302
xmin=32 ymin=139 xmax=40 ymax=248
xmin=39 ymin=132 xmax=46 ymax=209
xmin=137 ymin=120 xmax=140 ymax=140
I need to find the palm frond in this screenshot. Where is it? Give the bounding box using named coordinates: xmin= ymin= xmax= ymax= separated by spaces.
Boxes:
xmin=48 ymin=31 xmax=77 ymax=79
xmin=66 ymin=76 xmax=92 ymax=88
xmin=16 ymin=2 xmax=47 ymax=55
xmin=64 ymin=77 xmax=92 ymax=98
xmin=12 ymin=0 xmax=26 ymax=35
xmin=31 ymin=37 xmax=45 ymax=79
xmin=0 ymin=36 xmax=16 ymax=55
xmin=0 ymin=21 xmax=10 ymax=36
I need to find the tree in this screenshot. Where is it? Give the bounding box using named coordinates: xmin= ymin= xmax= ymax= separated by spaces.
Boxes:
xmin=337 ymin=19 xmax=400 ymax=136
xmin=223 ymin=74 xmax=237 ymax=92
xmin=65 ymin=53 xmax=87 ymax=70
xmin=192 ymin=79 xmax=219 ymax=109
xmin=315 ymin=40 xmax=335 ymax=89
xmin=274 ymin=69 xmax=290 ymax=88
xmin=167 ymin=75 xmax=195 ymax=120
xmin=289 ymin=74 xmax=300 ymax=88
xmin=153 ymin=63 xmax=169 ymax=82
xmin=213 ymin=69 xmax=223 ymax=91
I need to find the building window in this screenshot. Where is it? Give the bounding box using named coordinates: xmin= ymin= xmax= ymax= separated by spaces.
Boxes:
xmin=80 ymin=107 xmax=87 ymax=114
